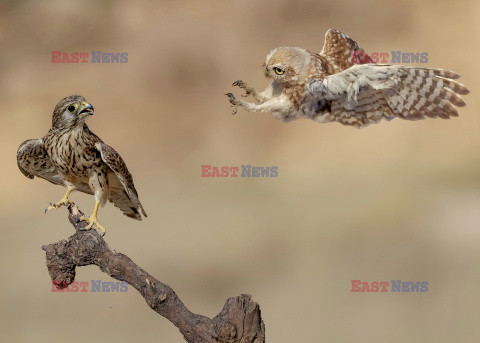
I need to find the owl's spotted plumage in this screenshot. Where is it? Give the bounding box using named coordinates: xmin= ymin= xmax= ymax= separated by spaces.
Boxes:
xmin=226 ymin=29 xmax=469 ymax=128
xmin=17 ymin=95 xmax=146 ymax=235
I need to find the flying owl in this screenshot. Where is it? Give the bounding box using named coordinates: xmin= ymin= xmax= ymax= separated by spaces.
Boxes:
xmin=225 ymin=29 xmax=469 ymax=128
xmin=17 ymin=95 xmax=147 ymax=235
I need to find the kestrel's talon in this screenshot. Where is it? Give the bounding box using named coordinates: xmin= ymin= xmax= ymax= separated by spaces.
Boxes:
xmin=81 ymin=216 xmax=106 ymax=236
xmin=84 ymin=219 xmax=94 ymax=231
xmin=97 ymin=223 xmax=106 ymax=237
xmin=46 ymin=200 xmax=70 ymax=210
xmin=45 ymin=187 xmax=73 ymax=214
xmin=77 ymin=201 xmax=107 ymax=236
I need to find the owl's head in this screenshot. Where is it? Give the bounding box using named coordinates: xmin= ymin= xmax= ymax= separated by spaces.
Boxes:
xmin=52 ymin=94 xmax=94 ymax=130
xmin=264 ymin=47 xmax=311 ymax=84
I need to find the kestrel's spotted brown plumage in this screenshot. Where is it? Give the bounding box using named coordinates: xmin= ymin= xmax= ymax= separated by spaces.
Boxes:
xmin=17 ymin=95 xmax=147 ymax=235
xmin=226 ymin=29 xmax=469 ymax=128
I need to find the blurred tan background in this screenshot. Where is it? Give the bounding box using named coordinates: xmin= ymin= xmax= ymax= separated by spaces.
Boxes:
xmin=1 ymin=0 xmax=479 ymax=342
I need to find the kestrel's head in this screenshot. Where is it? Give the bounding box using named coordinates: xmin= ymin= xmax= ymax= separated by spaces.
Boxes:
xmin=264 ymin=47 xmax=311 ymax=84
xmin=52 ymin=95 xmax=94 ymax=129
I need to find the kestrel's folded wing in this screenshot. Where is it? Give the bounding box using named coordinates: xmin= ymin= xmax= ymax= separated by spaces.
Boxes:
xmin=320 ymin=29 xmax=373 ymax=73
xmin=17 ymin=139 xmax=64 ymax=185
xmin=308 ymin=64 xmax=469 ymax=128
xmin=17 ymin=138 xmax=94 ymax=194
xmin=94 ymin=142 xmax=147 ymax=220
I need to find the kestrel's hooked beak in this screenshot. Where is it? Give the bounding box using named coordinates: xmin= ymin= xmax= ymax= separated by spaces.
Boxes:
xmin=78 ymin=102 xmax=94 ymax=117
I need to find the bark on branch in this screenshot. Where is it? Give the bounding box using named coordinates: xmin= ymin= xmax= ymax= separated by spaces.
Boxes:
xmin=41 ymin=204 xmax=265 ymax=343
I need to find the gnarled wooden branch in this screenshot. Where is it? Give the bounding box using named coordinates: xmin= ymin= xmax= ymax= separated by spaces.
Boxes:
xmin=41 ymin=204 xmax=265 ymax=343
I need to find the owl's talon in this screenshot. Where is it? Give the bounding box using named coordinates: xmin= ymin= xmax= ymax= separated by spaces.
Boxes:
xmin=225 ymin=93 xmax=239 ymax=106
xmin=232 ymin=80 xmax=252 ymax=98
xmin=232 ymin=80 xmax=244 ymax=88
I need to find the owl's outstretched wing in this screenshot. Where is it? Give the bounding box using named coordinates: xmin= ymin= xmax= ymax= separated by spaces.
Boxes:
xmin=17 ymin=138 xmax=94 ymax=194
xmin=94 ymin=142 xmax=147 ymax=220
xmin=320 ymin=29 xmax=373 ymax=73
xmin=308 ymin=64 xmax=469 ymax=128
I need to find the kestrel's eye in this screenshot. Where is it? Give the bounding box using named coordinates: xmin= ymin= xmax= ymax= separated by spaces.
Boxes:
xmin=67 ymin=105 xmax=77 ymax=112
xmin=274 ymin=67 xmax=285 ymax=75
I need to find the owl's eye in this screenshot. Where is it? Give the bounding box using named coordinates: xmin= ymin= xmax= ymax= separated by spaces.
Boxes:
xmin=67 ymin=105 xmax=77 ymax=112
xmin=274 ymin=67 xmax=285 ymax=75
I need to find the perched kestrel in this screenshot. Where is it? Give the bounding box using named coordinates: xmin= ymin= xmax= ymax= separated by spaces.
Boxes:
xmin=17 ymin=95 xmax=147 ymax=235
xmin=226 ymin=29 xmax=469 ymax=128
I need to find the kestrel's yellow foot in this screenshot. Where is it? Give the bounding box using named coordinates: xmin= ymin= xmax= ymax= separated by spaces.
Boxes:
xmin=44 ymin=187 xmax=73 ymax=214
xmin=76 ymin=200 xmax=106 ymax=236
xmin=44 ymin=200 xmax=72 ymax=213
xmin=77 ymin=214 xmax=106 ymax=236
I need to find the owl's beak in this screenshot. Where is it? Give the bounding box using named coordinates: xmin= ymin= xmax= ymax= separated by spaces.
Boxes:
xmin=78 ymin=102 xmax=94 ymax=117
xmin=264 ymin=68 xmax=270 ymax=78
